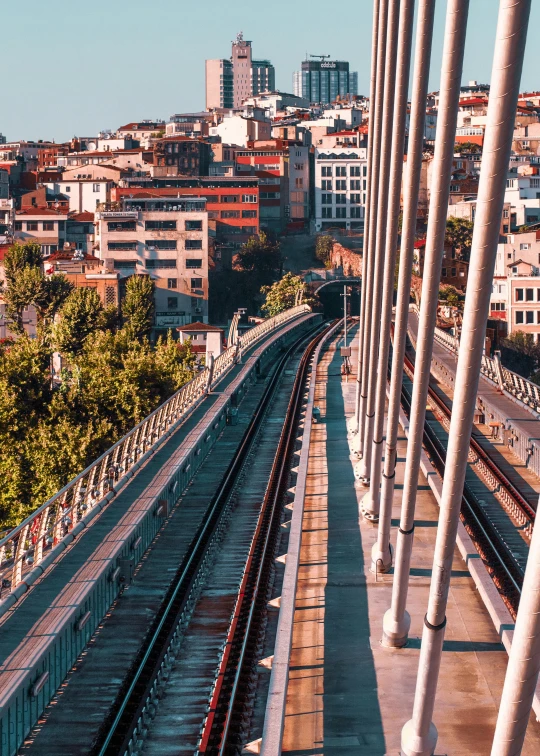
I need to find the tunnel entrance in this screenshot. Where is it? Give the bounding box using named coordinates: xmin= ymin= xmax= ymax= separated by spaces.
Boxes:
xmin=317 ymin=283 xmax=361 ymax=319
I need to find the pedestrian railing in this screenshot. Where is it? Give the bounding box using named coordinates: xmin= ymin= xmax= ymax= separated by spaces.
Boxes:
xmin=0 ymin=304 xmax=311 ymax=597
xmin=408 ymin=303 xmax=540 ymax=413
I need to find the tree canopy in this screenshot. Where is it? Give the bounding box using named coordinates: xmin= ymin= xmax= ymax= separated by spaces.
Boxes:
xmin=122 ymin=274 xmax=155 ymax=340
xmin=445 ymin=217 xmax=475 ymax=261
xmin=235 ymin=232 xmax=282 ymax=280
xmin=260 ymin=272 xmax=316 ymax=317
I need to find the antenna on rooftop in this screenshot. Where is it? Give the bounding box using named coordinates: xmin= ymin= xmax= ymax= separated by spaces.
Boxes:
xmin=309 ymin=54 xmax=331 ymax=60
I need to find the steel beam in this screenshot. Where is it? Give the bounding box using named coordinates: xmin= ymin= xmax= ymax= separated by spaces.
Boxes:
xmin=382 ymin=0 xmax=470 ymax=649
xmin=363 ymin=0 xmax=415 ymax=528
xmin=401 ymin=2 xmax=531 ymax=754
xmin=374 ymin=0 xmax=436 ymax=571
xmin=355 ymin=0 xmax=389 ymax=457
xmin=352 ymin=0 xmax=381 ymax=438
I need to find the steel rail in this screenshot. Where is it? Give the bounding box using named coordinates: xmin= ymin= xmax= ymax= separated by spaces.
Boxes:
xmin=401 ymin=353 xmax=524 ymax=615
xmin=197 ymin=321 xmax=339 ymax=755
xmin=92 ymin=320 xmax=331 ymax=756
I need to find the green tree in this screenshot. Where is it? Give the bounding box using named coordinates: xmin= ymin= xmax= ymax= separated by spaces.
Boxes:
xmin=53 ymin=287 xmax=104 ymax=356
xmin=122 ymin=274 xmax=155 ymax=340
xmin=454 ymin=141 xmax=482 ymax=154
xmin=236 ymin=232 xmax=282 ymax=280
xmin=315 ymin=234 xmax=334 ymax=264
xmin=445 ymin=217 xmax=474 ymax=261
xmin=260 ymin=273 xmax=316 ymax=317
xmin=2 ymin=266 xmax=44 ymax=333
xmin=35 ymin=274 xmax=74 ymax=327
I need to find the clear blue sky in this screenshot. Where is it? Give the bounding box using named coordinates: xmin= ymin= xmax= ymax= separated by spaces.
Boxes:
xmin=3 ymin=0 xmax=539 ymax=142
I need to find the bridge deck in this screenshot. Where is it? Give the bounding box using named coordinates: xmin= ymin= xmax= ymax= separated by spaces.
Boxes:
xmin=0 ymin=315 xmax=315 ymax=741
xmin=409 ymin=310 xmax=540 ymax=481
xmin=280 ymin=328 xmax=540 ymax=755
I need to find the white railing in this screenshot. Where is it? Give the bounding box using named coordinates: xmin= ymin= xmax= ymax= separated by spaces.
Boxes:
xmin=408 ymin=303 xmax=540 ymax=413
xmin=0 ymin=304 xmax=312 ymax=596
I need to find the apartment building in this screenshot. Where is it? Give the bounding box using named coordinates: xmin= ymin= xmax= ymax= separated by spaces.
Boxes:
xmin=14 ymin=207 xmax=68 ymax=256
xmin=44 ymin=250 xmax=120 ymax=308
xmin=235 ymin=142 xmax=290 ymax=233
xmin=97 ymin=196 xmax=209 ymax=331
xmin=314 ymin=146 xmax=367 ymax=231
xmin=112 ymin=177 xmax=260 ymax=245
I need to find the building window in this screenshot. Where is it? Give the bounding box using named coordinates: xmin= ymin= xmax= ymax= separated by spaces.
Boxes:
xmin=350 ymin=166 xmax=361 ymax=176
xmin=295 ymin=178 xmax=304 ymax=188
xmin=322 ymin=180 xmax=332 ymax=191
xmin=168 ymin=278 xmax=177 ymax=289
xmin=186 ymin=239 xmax=203 ymax=249
xmin=145 ymin=259 xmax=177 ymax=268
xmin=27 ymin=222 xmax=38 ymax=231
xmin=491 ymin=302 xmax=506 ymax=311
xmin=260 ymin=192 xmax=280 ymax=199
xmin=451 ymin=267 xmax=456 ymax=277
xmin=322 ymin=194 xmax=332 ymax=205
xmin=65 ymin=186 xmax=71 ymax=192
xmin=321 ymin=166 xmax=332 ymax=177
xmin=186 ymin=220 xmax=202 ymax=230
xmin=242 ymin=209 xmax=257 ymax=218
xmin=363 ymin=166 xmax=367 ymax=176
xmin=350 ymin=180 xmax=361 ymax=190
xmin=221 ymin=210 xmax=240 ymax=218
xmin=168 ymin=296 xmax=178 ymax=309
xmin=526 ymin=288 xmax=534 ymax=301
xmin=108 ymin=241 xmax=137 ymax=251
xmin=520 ymin=243 xmax=531 ymax=250
xmin=322 ymin=207 xmax=333 ymax=218
xmin=526 ymin=311 xmax=535 ymax=324
xmin=147 ymin=239 xmax=177 ymax=250
xmin=336 ymin=207 xmax=347 ymax=218
xmin=442 ymin=268 xmax=447 ymax=277
xmin=516 ymin=311 xmax=524 ymax=324
xmin=113 ymin=260 xmax=138 ymax=269
xmin=93 ymin=184 xmax=101 ymax=192
xmin=336 ymin=180 xmax=346 ymax=191
xmin=191 ymin=277 xmax=203 ymax=290
xmin=350 ymin=207 xmax=361 ymax=218
xmin=15 ymin=222 xmax=22 ymax=231
xmin=503 ymin=209 xmax=509 ymax=219
xmin=108 ymin=221 xmax=136 ymax=231
xmin=242 ymin=194 xmax=258 ymax=203
xmin=350 ymin=194 xmax=361 ymax=205
xmin=335 ymin=194 xmax=347 ymax=205
xmin=512 ymin=267 xmax=518 ymax=274
xmin=186 ymin=258 xmax=202 ymax=268
xmin=145 ymin=220 xmax=177 ymax=230
xmin=515 ymin=288 xmax=524 ymax=301
xmin=336 ymin=166 xmax=346 ymax=177
xmin=221 ymin=195 xmax=239 ymax=203
xmin=242 ymin=226 xmax=257 ymax=234
xmin=43 ymin=221 xmax=54 ymax=231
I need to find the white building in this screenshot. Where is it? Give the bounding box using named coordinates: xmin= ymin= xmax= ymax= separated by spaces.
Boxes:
xmin=504 ymin=172 xmax=540 ymax=226
xmin=314 ymin=146 xmax=368 ymax=231
xmin=44 ymin=177 xmax=113 ymax=214
xmin=96 ymin=196 xmax=209 ymax=333
xmin=210 ymin=107 xmax=272 ymax=147
xmin=241 ymin=91 xmax=310 ymax=119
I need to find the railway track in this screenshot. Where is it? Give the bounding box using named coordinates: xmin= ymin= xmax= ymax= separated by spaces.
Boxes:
xmin=81 ymin=321 xmax=337 ymax=756
xmin=402 ymin=350 xmax=533 ymax=618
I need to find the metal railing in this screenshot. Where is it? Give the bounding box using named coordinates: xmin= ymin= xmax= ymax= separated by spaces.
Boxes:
xmin=409 ymin=303 xmax=540 ymax=413
xmin=0 ymin=304 xmax=311 ymax=597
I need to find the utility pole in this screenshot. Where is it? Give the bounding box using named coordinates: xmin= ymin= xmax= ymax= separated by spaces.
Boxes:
xmin=402 ymin=1 xmax=531 ymax=754
xmin=363 ymin=0 xmax=415 ymax=528
xmin=352 ymin=0 xmax=381 ymax=438
xmin=342 ymin=285 xmax=349 ymax=347
xmin=356 ymin=0 xmax=401 ymax=491
xmin=382 ymin=0 xmax=470 ymax=650
xmin=374 ymin=0 xmax=436 ymax=571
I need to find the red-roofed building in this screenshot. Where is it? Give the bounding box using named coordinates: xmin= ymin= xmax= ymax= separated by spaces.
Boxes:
xmin=14 ymin=206 xmax=68 ymax=256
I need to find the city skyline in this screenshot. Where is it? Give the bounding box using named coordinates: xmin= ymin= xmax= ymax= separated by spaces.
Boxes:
xmin=3 ymin=0 xmax=540 ymax=141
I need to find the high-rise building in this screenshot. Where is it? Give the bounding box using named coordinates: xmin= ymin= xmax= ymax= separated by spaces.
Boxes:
xmin=205 ymin=59 xmax=234 ymax=109
xmin=205 ymin=33 xmax=275 ymax=110
xmin=293 ymin=57 xmax=358 ymax=104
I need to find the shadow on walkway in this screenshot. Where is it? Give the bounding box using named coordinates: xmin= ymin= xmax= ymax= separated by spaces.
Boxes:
xmin=323 ymin=341 xmax=385 ymax=754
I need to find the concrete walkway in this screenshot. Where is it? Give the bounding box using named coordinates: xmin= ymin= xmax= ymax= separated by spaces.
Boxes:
xmin=281 ymin=327 xmax=540 ymax=755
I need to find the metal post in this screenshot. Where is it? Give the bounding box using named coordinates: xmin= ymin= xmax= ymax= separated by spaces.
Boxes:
xmin=352 ymin=0 xmax=381 ymax=437
xmin=363 ymin=0 xmax=415 ymax=531
xmin=356 ymin=0 xmax=401 ymax=486
xmin=343 ymin=285 xmax=348 ymax=347
xmin=374 ymin=0 xmax=436 ymax=570
xmin=355 ymin=0 xmax=389 ymax=457
xmin=492 ymin=519 xmax=540 ymax=756
xmin=401 ymin=2 xmax=531 ymax=754
xmin=382 ymin=0 xmax=470 ymax=649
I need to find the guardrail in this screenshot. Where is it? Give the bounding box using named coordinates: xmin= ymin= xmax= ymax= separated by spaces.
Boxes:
xmin=0 ymin=304 xmax=311 ymax=597
xmin=408 ymin=303 xmax=540 ymax=414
